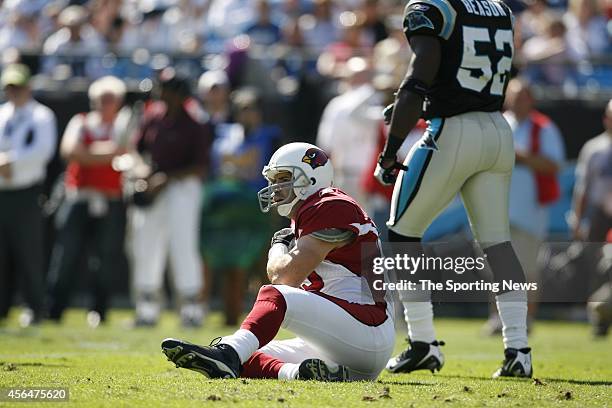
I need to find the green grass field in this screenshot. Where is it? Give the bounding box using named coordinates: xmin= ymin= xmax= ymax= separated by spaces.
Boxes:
xmin=0 ymin=310 xmax=610 ymax=407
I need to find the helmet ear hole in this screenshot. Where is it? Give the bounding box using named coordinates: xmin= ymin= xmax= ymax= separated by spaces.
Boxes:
xmin=310 ymin=177 xmax=316 ymax=185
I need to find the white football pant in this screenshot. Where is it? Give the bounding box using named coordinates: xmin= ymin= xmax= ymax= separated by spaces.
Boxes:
xmin=131 ymin=176 xmax=203 ymax=313
xmin=261 ymin=285 xmax=395 ymax=381
xmin=389 ymin=111 xmax=514 ymax=245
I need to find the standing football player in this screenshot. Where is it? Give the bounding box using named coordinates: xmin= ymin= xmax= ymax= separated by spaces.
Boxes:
xmin=162 ymin=142 xmax=395 ymax=381
xmin=375 ymin=0 xmax=532 ymax=377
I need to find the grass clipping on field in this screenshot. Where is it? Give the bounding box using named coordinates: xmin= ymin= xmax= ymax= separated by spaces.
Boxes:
xmin=1 ymin=311 xmax=611 ymax=407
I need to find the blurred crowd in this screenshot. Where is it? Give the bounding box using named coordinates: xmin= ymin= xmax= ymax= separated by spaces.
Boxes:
xmin=0 ymin=0 xmax=611 ymax=335
xmin=0 ymin=0 xmax=610 ymax=86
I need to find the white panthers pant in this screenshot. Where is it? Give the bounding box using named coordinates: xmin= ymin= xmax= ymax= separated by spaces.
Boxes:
xmin=131 ymin=177 xmax=203 ymax=299
xmin=389 ymin=111 xmax=515 ymax=245
xmin=261 ymin=285 xmax=395 ymax=381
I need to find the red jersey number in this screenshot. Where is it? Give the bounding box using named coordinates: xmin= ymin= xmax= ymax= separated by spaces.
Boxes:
xmin=301 ymin=272 xmax=324 ymax=292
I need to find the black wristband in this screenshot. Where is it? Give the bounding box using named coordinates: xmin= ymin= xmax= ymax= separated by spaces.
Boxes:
xmin=382 ymin=133 xmax=404 ymax=158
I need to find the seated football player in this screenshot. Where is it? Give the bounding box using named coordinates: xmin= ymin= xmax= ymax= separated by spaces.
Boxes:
xmin=162 ymin=142 xmax=395 ymax=381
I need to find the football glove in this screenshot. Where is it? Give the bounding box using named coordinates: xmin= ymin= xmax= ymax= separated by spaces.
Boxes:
xmin=382 ymin=103 xmax=394 ymax=125
xmin=271 ymin=227 xmax=295 ymax=248
xmin=374 ymin=154 xmax=408 ymax=186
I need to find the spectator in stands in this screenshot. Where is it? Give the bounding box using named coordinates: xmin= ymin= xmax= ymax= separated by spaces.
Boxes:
xmin=228 ymin=88 xmax=282 ymax=191
xmin=205 ymin=0 xmax=255 ymax=52
xmin=175 ymin=0 xmax=210 ymax=54
xmin=200 ymin=88 xmax=281 ymax=325
xmin=197 ymin=70 xmax=233 ymax=126
xmin=131 ymin=68 xmax=213 ymax=328
xmin=89 ymin=0 xmax=122 ymax=40
xmin=280 ymin=0 xmax=303 ymax=20
xmin=168 ymin=3 xmax=205 ymax=55
xmin=359 ymin=0 xmax=388 ymax=46
xmin=42 ymin=5 xmax=105 ymax=79
xmin=572 ymin=99 xmax=612 ymax=242
xmin=518 ymin=0 xmax=558 ymax=41
xmin=46 ymin=76 xmax=129 ymax=327
xmin=0 ymin=1 xmax=42 ymax=54
xmin=484 ymin=78 xmax=565 ymax=334
xmin=564 ymin=0 xmax=609 ymax=59
xmin=317 ymin=11 xmax=369 ymax=78
xmin=278 ymin=16 xmax=311 ymax=77
xmin=245 ymin=0 xmax=282 ymax=46
xmin=572 ymin=99 xmax=612 ymax=337
xmin=521 ymin=17 xmax=573 ymax=85
xmin=281 ymin=17 xmax=305 ymax=49
xmin=105 ymin=16 xmax=126 ymax=50
xmin=38 ymin=1 xmax=64 ymax=40
xmin=317 ymin=57 xmax=379 ymax=210
xmin=300 ymin=0 xmax=339 ymax=53
xmin=0 ymin=63 xmax=57 ymax=326
xmin=119 ymin=2 xmax=181 ymax=54
xmin=373 ymin=15 xmax=412 ymax=88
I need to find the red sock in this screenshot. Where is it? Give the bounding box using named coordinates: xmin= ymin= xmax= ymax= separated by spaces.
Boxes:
xmin=240 ymin=285 xmax=287 ymax=348
xmin=241 ymin=351 xmax=285 ymax=379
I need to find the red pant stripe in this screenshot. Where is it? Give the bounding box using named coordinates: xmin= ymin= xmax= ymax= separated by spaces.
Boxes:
xmin=241 ymin=351 xmax=285 ymax=378
xmin=240 ymin=285 xmax=287 ymax=348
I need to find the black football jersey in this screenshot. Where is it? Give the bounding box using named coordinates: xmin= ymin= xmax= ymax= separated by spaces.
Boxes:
xmin=403 ymin=0 xmax=514 ymax=119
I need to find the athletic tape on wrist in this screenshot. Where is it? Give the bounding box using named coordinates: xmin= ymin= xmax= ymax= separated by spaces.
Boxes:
xmin=268 ymin=243 xmax=289 ymax=261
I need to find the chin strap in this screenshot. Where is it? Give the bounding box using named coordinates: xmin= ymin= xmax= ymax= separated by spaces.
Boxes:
xmin=277 ymin=196 xmax=300 ymax=217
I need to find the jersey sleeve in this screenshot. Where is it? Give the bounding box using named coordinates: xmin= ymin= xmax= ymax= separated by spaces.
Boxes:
xmin=297 ymin=200 xmax=363 ymax=239
xmin=403 ymin=0 xmax=457 ymax=41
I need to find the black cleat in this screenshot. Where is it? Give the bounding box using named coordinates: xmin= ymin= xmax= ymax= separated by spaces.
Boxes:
xmin=492 ymin=347 xmax=533 ymax=378
xmin=386 ymin=339 xmax=445 ymax=374
xmin=297 ymin=359 xmax=349 ymax=382
xmin=161 ymin=337 xmax=240 ymax=379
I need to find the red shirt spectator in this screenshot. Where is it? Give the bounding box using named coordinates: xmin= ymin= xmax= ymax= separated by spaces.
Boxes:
xmin=64 ymin=112 xmax=123 ymax=195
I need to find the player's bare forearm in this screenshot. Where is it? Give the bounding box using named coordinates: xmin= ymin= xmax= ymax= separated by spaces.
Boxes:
xmin=267 ymin=235 xmax=340 ymax=287
xmin=388 ymin=90 xmax=424 ymax=145
xmin=64 ymin=141 xmax=124 ymax=166
xmin=266 ymin=251 xmax=303 ymax=287
xmin=388 ymin=36 xmax=441 ymax=145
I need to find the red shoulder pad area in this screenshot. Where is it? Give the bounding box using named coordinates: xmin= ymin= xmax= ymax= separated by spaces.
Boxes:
xmin=296 ymin=188 xmax=368 ymax=238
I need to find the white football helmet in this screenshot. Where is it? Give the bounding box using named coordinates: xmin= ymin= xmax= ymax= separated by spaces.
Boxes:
xmin=258 ymin=142 xmax=334 ymax=217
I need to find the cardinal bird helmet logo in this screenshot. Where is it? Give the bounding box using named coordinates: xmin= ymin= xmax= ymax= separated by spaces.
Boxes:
xmin=301 ymin=148 xmax=329 ymax=170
